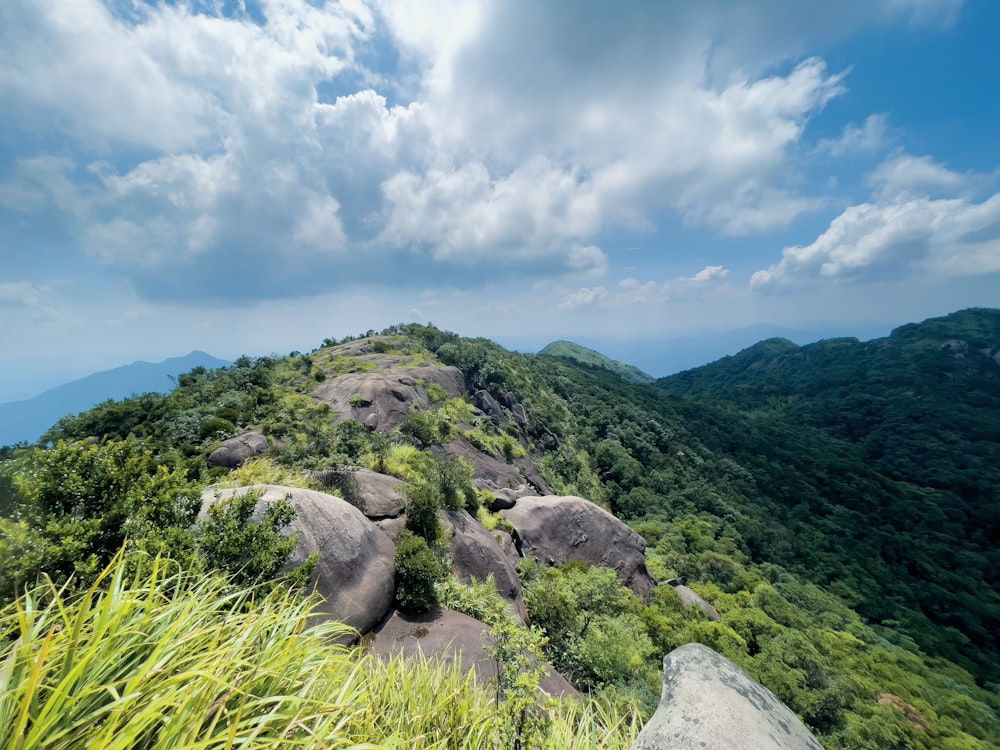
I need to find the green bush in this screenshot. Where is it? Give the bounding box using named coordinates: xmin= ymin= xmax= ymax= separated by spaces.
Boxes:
xmin=394 ymin=531 xmax=446 ymax=613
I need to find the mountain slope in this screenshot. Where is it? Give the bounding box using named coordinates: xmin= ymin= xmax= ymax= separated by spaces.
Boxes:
xmin=4 ymin=320 xmax=999 ymax=748
xmin=0 ymin=351 xmax=231 ymax=446
xmin=657 ymin=308 xmax=1000 ymax=683
xmin=539 ymin=340 xmax=654 ymax=384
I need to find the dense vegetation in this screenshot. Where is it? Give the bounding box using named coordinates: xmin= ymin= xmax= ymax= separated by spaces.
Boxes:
xmin=537 ymin=341 xmax=654 ymax=385
xmin=2 ymin=310 xmax=999 ymax=748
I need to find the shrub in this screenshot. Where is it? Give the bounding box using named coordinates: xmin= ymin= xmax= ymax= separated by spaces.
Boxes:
xmin=394 ymin=531 xmax=446 ymax=613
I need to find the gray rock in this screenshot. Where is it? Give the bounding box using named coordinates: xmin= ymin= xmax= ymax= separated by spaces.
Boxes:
xmin=473 ymin=389 xmax=506 ymax=420
xmin=442 ymin=509 xmax=528 ymax=624
xmin=310 ymin=467 xmax=407 ymax=519
xmin=502 ymin=495 xmax=655 ymax=601
xmin=370 ymin=607 xmax=579 ymax=698
xmin=199 ymin=484 xmax=395 ymax=635
xmin=206 ymin=430 xmax=269 ymax=469
xmin=631 ymin=643 xmax=824 ymax=750
xmin=672 ymin=584 xmax=721 ymax=621
xmin=311 ymin=365 xmax=466 ymax=431
xmin=488 ymin=487 xmax=518 ymax=511
xmin=433 ymin=436 xmax=545 ymax=493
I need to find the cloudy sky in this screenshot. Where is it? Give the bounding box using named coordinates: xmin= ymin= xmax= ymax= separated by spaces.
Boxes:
xmin=2 ymin=0 xmax=999 ymax=399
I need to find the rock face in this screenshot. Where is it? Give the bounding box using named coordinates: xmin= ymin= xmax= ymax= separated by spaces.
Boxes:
xmin=502 ymin=495 xmax=655 ymax=601
xmin=309 ymin=467 xmax=407 ymax=519
xmin=432 ymin=436 xmax=550 ymax=495
xmin=311 ymin=365 xmax=466 ymax=431
xmin=199 ymin=484 xmax=395 ymax=635
xmin=631 ymin=643 xmax=824 ymax=750
xmin=442 ymin=509 xmax=528 ymax=624
xmin=370 ymin=607 xmax=579 ymax=698
xmin=672 ymin=584 xmax=721 ymax=621
xmin=206 ymin=430 xmax=269 ymax=468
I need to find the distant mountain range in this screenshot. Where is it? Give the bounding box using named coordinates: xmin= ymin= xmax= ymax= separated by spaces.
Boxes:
xmin=0 ymin=351 xmax=231 ymax=447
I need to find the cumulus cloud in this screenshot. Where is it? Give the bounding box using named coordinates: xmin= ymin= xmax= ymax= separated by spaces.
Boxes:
xmin=0 ymin=0 xmax=971 ymax=304
xmin=752 ymin=156 xmax=1000 ymax=291
xmin=817 ymin=114 xmax=890 ymax=157
xmin=560 ymin=265 xmax=731 ymax=309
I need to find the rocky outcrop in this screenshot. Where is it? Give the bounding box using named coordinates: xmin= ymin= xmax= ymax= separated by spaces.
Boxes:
xmin=672 ymin=584 xmax=720 ymax=621
xmin=308 ymin=467 xmax=407 ymax=519
xmin=370 ymin=607 xmax=579 ymax=698
xmin=199 ymin=484 xmax=395 ymax=635
xmin=631 ymin=643 xmax=824 ymax=750
xmin=432 ymin=437 xmax=551 ymax=496
xmin=311 ymin=365 xmax=465 ymax=431
xmin=206 ymin=430 xmax=269 ymax=468
xmin=501 ymin=495 xmax=655 ymax=601
xmin=442 ymin=509 xmax=528 ymax=624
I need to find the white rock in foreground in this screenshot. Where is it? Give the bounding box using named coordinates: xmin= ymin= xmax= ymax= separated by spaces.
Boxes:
xmin=632 ymin=643 xmax=823 ymax=750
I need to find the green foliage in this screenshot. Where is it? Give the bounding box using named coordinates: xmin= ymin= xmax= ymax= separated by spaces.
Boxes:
xmin=394 ymin=531 xmax=447 ymax=613
xmin=487 ymin=617 xmax=552 ymax=750
xmin=196 ymin=488 xmax=300 ymax=588
xmin=0 ymin=439 xmax=199 ymax=602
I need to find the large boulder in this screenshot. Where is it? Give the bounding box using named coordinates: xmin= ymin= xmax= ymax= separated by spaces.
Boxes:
xmin=631 ymin=643 xmax=824 ymax=750
xmin=311 ymin=365 xmax=466 ymax=431
xmin=672 ymin=584 xmax=721 ymax=621
xmin=206 ymin=430 xmax=269 ymax=469
xmin=199 ymin=484 xmax=395 ymax=635
xmin=370 ymin=607 xmax=579 ymax=698
xmin=502 ymin=495 xmax=655 ymax=601
xmin=442 ymin=509 xmax=528 ymax=624
xmin=432 ymin=436 xmax=550 ymax=495
xmin=308 ymin=467 xmax=407 ymax=519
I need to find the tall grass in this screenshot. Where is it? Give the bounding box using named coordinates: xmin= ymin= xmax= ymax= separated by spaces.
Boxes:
xmin=0 ymin=553 xmax=639 ymax=749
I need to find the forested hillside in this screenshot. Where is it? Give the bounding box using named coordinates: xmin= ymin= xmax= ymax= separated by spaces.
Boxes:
xmin=1 ymin=313 xmax=999 ymax=749
xmin=658 ymin=308 xmax=1000 ymax=684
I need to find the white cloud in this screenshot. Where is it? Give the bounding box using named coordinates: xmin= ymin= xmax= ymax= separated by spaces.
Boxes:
xmin=558 ymin=287 xmax=608 ymax=310
xmin=818 ymin=114 xmax=890 ymax=157
xmin=561 ymin=265 xmax=732 ymax=309
xmin=752 ymin=156 xmax=1000 ymax=291
xmin=0 ymin=0 xmax=976 ymax=306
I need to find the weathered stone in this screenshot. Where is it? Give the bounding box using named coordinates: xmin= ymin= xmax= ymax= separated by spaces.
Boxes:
xmin=442 ymin=509 xmax=528 ymax=624
xmin=473 ymin=389 xmax=506 ymax=420
xmin=374 ymin=516 xmax=407 ymax=544
xmin=309 ymin=467 xmax=407 ymax=519
xmin=488 ymin=487 xmax=518 ymax=511
xmin=199 ymin=484 xmax=395 ymax=635
xmin=502 ymin=495 xmax=655 ymax=600
xmin=206 ymin=430 xmax=269 ymax=469
xmin=433 ymin=436 xmax=543 ymax=493
xmin=672 ymin=584 xmax=721 ymax=621
xmin=632 ymin=643 xmax=824 ymax=750
xmin=370 ymin=607 xmax=579 ymax=698
xmin=311 ymin=365 xmax=466 ymax=431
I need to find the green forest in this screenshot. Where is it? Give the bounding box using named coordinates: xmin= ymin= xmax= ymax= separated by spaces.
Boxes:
xmin=1 ymin=309 xmax=998 ymax=749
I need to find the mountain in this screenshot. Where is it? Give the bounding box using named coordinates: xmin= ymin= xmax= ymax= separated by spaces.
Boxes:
xmin=538 ymin=340 xmax=654 ymax=384
xmin=3 ymin=318 xmax=999 ymax=748
xmin=657 ymin=308 xmax=1000 ymax=683
xmin=0 ymin=350 xmax=231 ymax=446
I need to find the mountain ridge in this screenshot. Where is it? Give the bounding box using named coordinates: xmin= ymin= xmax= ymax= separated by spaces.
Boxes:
xmin=0 ymin=350 xmax=231 ymax=446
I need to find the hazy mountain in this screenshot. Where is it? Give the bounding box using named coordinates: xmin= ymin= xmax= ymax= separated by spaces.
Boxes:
xmin=0 ymin=351 xmax=231 ymax=446
xmin=538 ymin=340 xmax=654 ymax=384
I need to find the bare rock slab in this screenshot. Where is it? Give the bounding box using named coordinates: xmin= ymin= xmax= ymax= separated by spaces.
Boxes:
xmin=631 ymin=643 xmax=824 ymax=750
xmin=206 ymin=430 xmax=269 ymax=469
xmin=199 ymin=484 xmax=395 ymax=635
xmin=442 ymin=509 xmax=528 ymax=624
xmin=502 ymin=495 xmax=655 ymax=600
xmin=311 ymin=365 xmax=465 ymax=431
xmin=370 ymin=607 xmax=579 ymax=698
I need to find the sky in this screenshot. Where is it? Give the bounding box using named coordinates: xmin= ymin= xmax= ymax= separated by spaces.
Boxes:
xmin=2 ymin=0 xmax=1000 ymax=400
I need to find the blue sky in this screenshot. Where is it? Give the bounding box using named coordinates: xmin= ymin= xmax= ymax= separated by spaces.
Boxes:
xmin=2 ymin=0 xmax=999 ymax=399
